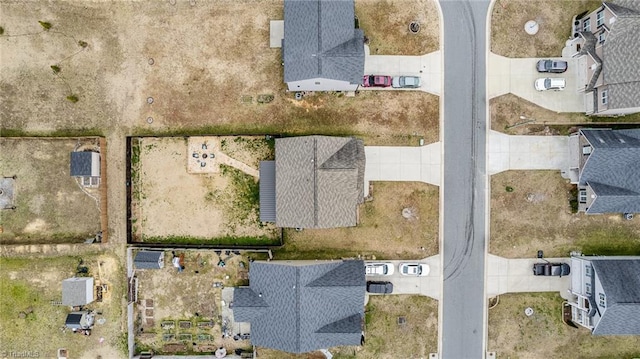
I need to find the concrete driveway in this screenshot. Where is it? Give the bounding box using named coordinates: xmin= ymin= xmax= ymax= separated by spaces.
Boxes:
xmin=363 ymin=45 xmax=442 ymax=95
xmin=488 ymin=53 xmax=585 ymax=112
xmin=365 ymin=255 xmax=441 ymax=300
xmin=364 ymin=143 xmax=441 ymax=197
xmin=486 ymin=255 xmax=571 ymax=299
xmin=488 ymin=131 xmax=569 ymax=175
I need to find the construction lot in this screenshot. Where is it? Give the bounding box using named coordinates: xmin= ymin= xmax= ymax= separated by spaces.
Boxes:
xmin=490 ymin=171 xmax=640 ymax=258
xmin=130 ymin=136 xmax=279 ymax=245
xmin=0 ymin=137 xmax=103 ymax=244
xmin=277 ymin=182 xmax=439 ymax=260
xmin=488 ymin=293 xmax=640 ymax=358
xmin=133 ymin=249 xmax=257 ymax=355
xmin=0 ymin=253 xmax=125 ymax=358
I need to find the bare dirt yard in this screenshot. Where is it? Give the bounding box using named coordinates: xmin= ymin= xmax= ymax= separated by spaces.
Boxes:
xmin=0 ymin=253 xmax=125 ymax=359
xmin=257 ymin=295 xmax=438 ymax=359
xmin=131 ymin=136 xmax=278 ymax=244
xmin=0 ymin=137 xmax=102 ymax=244
xmin=491 ymin=171 xmax=640 ymax=258
xmin=133 ymin=249 xmax=255 ymax=355
xmin=356 ymin=0 xmax=440 ymax=55
xmin=277 ymin=182 xmax=439 ymax=260
xmin=491 ymin=0 xmax=602 ymax=58
xmin=489 ymin=293 xmax=640 ymax=358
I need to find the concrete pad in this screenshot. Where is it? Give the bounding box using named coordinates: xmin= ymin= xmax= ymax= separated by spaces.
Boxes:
xmin=488 ymin=131 xmax=569 ymax=175
xmin=269 ymin=20 xmax=284 ymax=48
xmin=365 ymin=255 xmax=441 ymax=300
xmin=486 ymin=255 xmax=571 ymax=299
xmin=488 ymin=53 xmax=585 ymax=113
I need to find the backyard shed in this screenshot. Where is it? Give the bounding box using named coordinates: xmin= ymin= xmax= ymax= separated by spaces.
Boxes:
xmin=259 ymin=161 xmax=276 ymax=222
xmin=65 ymin=311 xmax=95 ymax=330
xmin=134 ymin=251 xmax=165 ymax=269
xmin=61 ymin=277 xmax=94 ymax=306
xmin=70 ymin=151 xmax=100 ymax=177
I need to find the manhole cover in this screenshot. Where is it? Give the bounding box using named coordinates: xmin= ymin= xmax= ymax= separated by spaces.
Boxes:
xmin=147 ymin=97 xmax=154 ymax=104
xmin=524 ymin=20 xmax=539 ymax=35
xmin=146 ymin=117 xmax=154 ymax=124
xmin=525 ymin=307 xmax=534 ymax=316
xmin=409 ymin=22 xmax=420 ymax=34
xmin=148 ymin=58 xmax=154 ymax=65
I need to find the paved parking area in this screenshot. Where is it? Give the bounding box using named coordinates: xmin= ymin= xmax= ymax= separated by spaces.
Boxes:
xmin=487 ymin=131 xmax=569 ymax=175
xmin=365 ymin=255 xmax=441 ymax=300
xmin=363 ymin=45 xmax=442 ymax=95
xmin=486 ymin=255 xmax=571 ymax=299
xmin=488 ymin=54 xmax=585 ymax=112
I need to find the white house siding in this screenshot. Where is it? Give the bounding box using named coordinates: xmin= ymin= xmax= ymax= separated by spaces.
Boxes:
xmin=595 ymin=106 xmax=640 ymax=116
xmin=287 ymin=78 xmax=359 ymax=92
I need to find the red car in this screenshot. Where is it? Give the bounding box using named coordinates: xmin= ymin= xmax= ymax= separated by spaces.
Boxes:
xmin=362 ymin=75 xmax=392 ymax=87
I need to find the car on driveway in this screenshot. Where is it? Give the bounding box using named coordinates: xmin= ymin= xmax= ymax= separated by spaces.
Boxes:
xmin=365 ymin=263 xmax=394 ymax=276
xmin=366 ymin=281 xmax=393 ymax=294
xmin=399 ymin=263 xmax=430 ymax=276
xmin=534 ymin=77 xmax=566 ymax=91
xmin=392 ymin=76 xmax=421 ymax=88
xmin=536 ymin=59 xmax=568 ymax=73
xmin=362 ymin=75 xmax=392 ymax=87
xmin=533 ymin=262 xmax=570 ymax=277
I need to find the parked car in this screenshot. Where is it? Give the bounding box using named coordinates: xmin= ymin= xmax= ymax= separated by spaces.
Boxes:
xmin=365 ymin=263 xmax=394 ymax=276
xmin=392 ymin=76 xmax=421 ymax=88
xmin=534 ymin=78 xmax=566 ymax=91
xmin=366 ymin=281 xmax=393 ymax=294
xmin=362 ymin=75 xmax=392 ymax=87
xmin=536 ymin=59 xmax=568 ymax=73
xmin=399 ymin=263 xmax=430 ymax=276
xmin=532 ymin=262 xmax=571 ymax=277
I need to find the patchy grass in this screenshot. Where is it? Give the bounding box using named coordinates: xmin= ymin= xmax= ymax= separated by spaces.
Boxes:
xmin=488 ymin=293 xmax=640 ymax=358
xmin=356 ymin=0 xmax=440 ymax=55
xmin=142 ymin=235 xmax=281 ymax=246
xmin=491 ymin=94 xmax=640 ymax=135
xmin=490 ymin=171 xmax=640 ymax=258
xmin=491 ymin=0 xmax=601 ymax=57
xmin=0 ymin=254 xmax=125 ymax=358
xmin=275 ymin=182 xmax=439 ymax=260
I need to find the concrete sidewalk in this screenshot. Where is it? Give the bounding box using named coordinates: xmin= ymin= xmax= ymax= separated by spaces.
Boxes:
xmin=486 ymin=255 xmax=571 ymax=299
xmin=488 ymin=131 xmax=569 ymax=175
xmin=363 ymin=46 xmax=442 ymax=95
xmin=364 ymin=143 xmax=441 ymax=196
xmin=487 ymin=53 xmax=584 ymax=112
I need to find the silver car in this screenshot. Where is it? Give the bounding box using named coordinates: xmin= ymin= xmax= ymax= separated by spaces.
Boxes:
xmin=392 ymin=76 xmax=421 ymax=88
xmin=536 ymin=59 xmax=568 ymax=73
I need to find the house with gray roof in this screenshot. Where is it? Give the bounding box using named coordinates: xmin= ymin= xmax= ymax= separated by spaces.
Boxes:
xmin=232 ymin=260 xmax=365 ymax=353
xmin=568 ymin=255 xmax=640 ymax=335
xmin=283 ymin=0 xmax=365 ymax=92
xmin=259 ymin=136 xmax=365 ymax=228
xmin=566 ymin=1 xmax=640 ymax=115
xmin=62 ymin=277 xmax=94 ymax=306
xmin=567 ymin=128 xmax=640 ymax=214
xmin=70 ymin=151 xmax=101 ymax=187
xmin=134 ymin=251 xmax=165 ymax=269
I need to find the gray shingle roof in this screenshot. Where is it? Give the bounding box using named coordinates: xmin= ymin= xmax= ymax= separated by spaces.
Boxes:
xmin=283 ymin=0 xmax=365 ymax=84
xmin=259 ymin=161 xmax=277 ymax=222
xmin=580 ymin=129 xmax=640 ymax=213
xmin=70 ymin=152 xmax=94 ymax=176
xmin=232 ymin=260 xmax=365 ymax=353
xmin=600 ymin=4 xmax=640 ymax=110
xmin=275 ymin=136 xmax=365 ymax=228
xmin=590 ymin=259 xmax=640 ymax=335
xmin=62 ymin=277 xmax=93 ymax=306
xmin=134 ymin=251 xmax=164 ymax=269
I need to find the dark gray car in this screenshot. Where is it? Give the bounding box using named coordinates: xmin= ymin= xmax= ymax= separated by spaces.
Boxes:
xmin=533 ymin=262 xmax=570 ymax=277
xmin=536 ymin=59 xmax=568 ymax=73
xmin=366 ymin=281 xmax=393 ymax=294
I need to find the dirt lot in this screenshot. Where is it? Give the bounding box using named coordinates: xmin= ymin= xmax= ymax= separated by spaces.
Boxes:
xmin=489 ymin=293 xmax=640 ymax=358
xmin=134 ymin=249 xmax=255 ymax=355
xmin=356 ymin=0 xmax=440 ymax=55
xmin=257 ymin=295 xmax=438 ymax=359
xmin=0 ymin=253 xmax=125 ymax=359
xmin=491 ymin=171 xmax=640 ymax=258
xmin=276 ymin=182 xmax=439 ymax=260
xmin=0 ymin=137 xmax=102 ymax=244
xmin=131 ymin=136 xmax=278 ymax=244
xmin=491 ymin=0 xmax=602 ymax=58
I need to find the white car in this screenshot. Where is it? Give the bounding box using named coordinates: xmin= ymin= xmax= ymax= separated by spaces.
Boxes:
xmin=399 ymin=263 xmax=430 ymax=276
xmin=534 ymin=78 xmax=565 ymax=91
xmin=365 ymin=263 xmax=394 ymax=276
xmin=392 ymin=76 xmax=421 ymax=88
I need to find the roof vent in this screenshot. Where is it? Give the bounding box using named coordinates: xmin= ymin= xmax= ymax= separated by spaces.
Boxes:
xmin=597 ymin=137 xmax=605 ymax=143
xmin=619 ymin=139 xmax=626 ymax=143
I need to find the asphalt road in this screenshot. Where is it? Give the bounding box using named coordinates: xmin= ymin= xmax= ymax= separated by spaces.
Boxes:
xmin=439 ymin=0 xmax=490 ymax=358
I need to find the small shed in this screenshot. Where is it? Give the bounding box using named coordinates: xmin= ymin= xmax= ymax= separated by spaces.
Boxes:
xmin=70 ymin=151 xmax=100 ymax=177
xmin=134 ymin=251 xmax=165 ymax=269
xmin=62 ymin=277 xmax=94 ymax=306
xmin=65 ymin=311 xmax=94 ymax=330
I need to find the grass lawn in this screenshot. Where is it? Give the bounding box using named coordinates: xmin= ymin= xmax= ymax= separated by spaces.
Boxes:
xmin=0 ymin=254 xmax=125 ymax=358
xmin=491 ymin=0 xmax=602 ymax=57
xmin=488 ymin=293 xmax=640 ymax=358
xmin=274 ymin=182 xmax=439 ymax=260
xmin=256 ymin=295 xmax=438 ymax=359
xmin=490 ymin=171 xmax=640 ymax=258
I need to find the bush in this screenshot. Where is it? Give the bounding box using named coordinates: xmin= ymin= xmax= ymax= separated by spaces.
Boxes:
xmin=50 ymin=65 xmax=61 ymax=73
xmin=66 ymin=94 xmax=79 ymax=103
xmin=38 ymin=21 xmax=52 ymax=30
